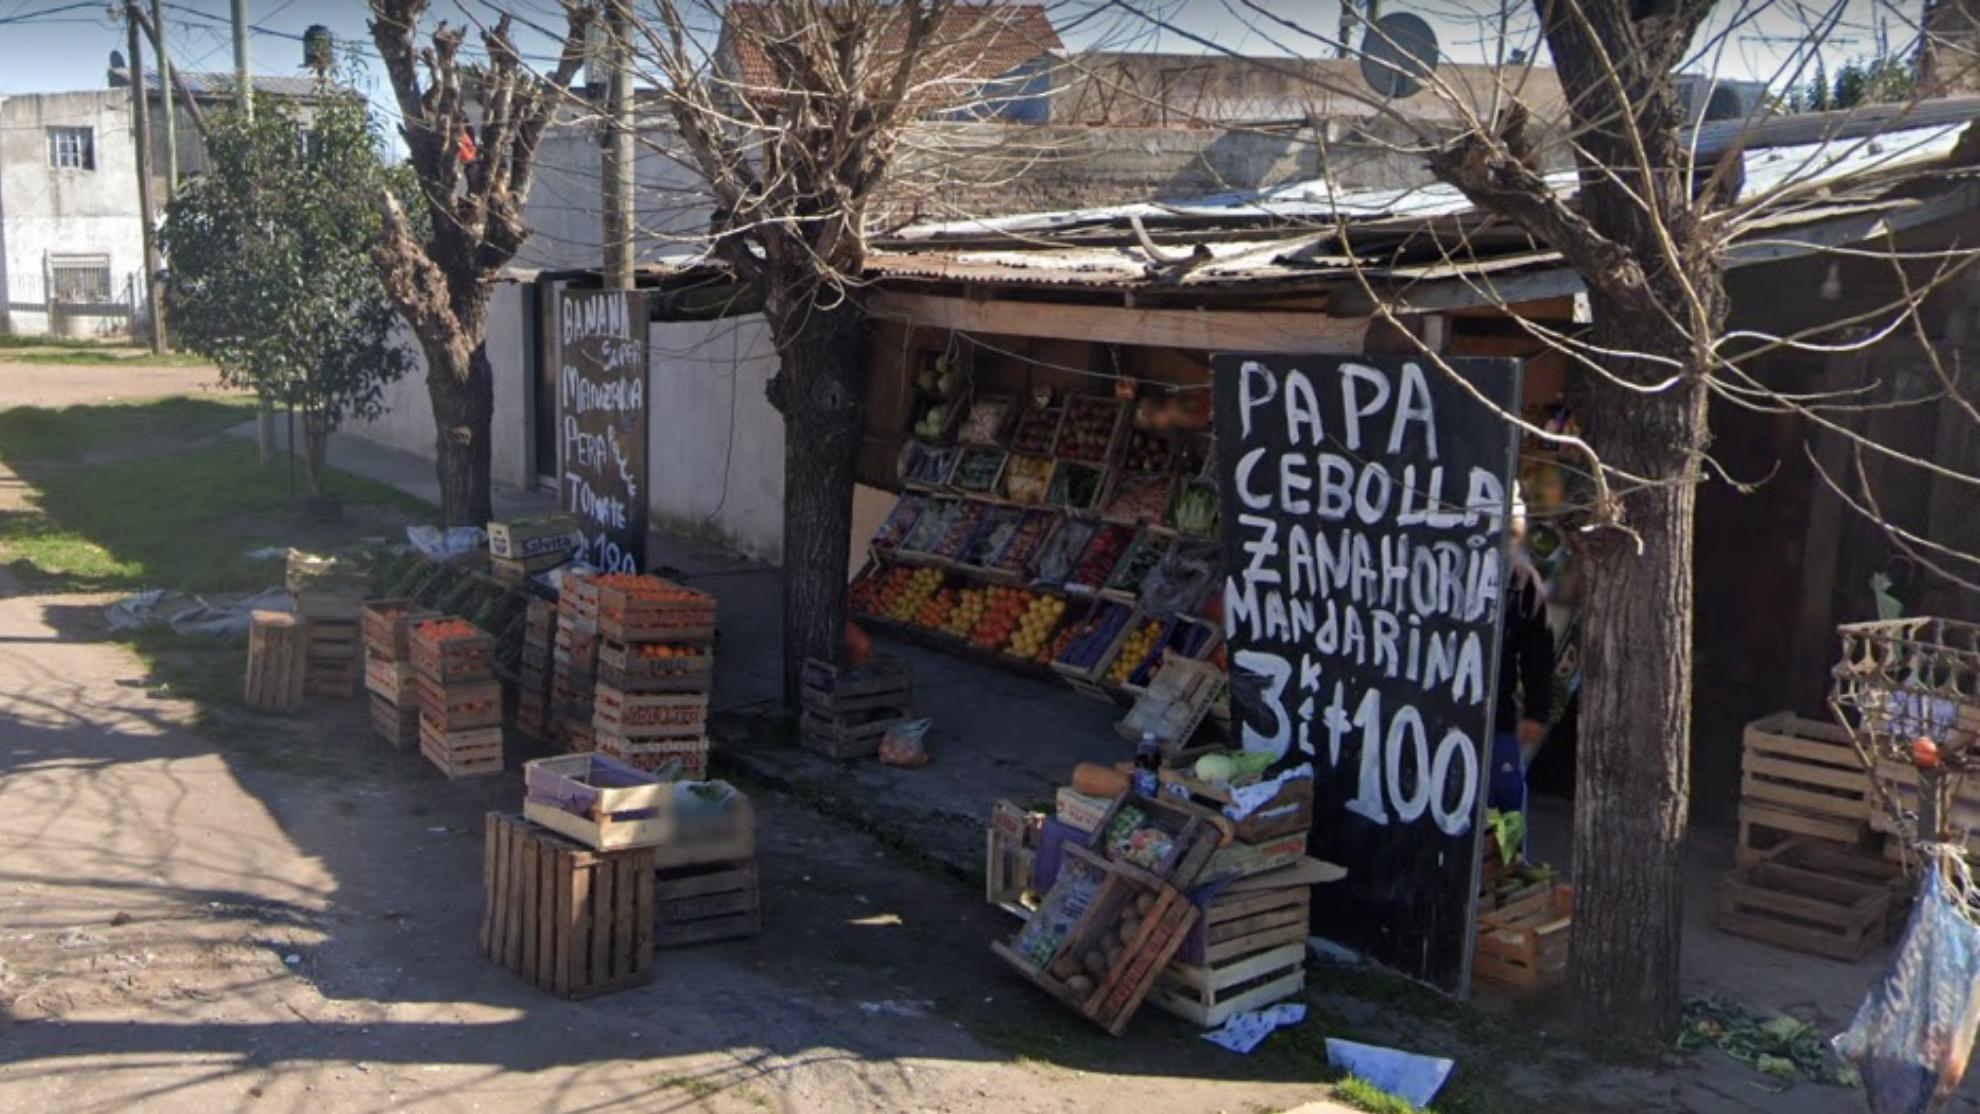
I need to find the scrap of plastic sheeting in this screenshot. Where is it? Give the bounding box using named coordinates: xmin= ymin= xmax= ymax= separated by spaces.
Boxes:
xmin=406 ymin=525 xmax=486 ymax=561
xmin=1202 ymin=1003 xmax=1305 ymax=1054
xmin=1226 ymin=763 xmax=1314 ymax=821
xmin=243 ymin=546 xmax=288 ymax=561
xmin=1325 ymin=1038 xmax=1454 ymax=1108
xmin=1835 ymin=853 xmax=1980 ymax=1114
xmin=106 ymin=587 xmax=290 ymax=636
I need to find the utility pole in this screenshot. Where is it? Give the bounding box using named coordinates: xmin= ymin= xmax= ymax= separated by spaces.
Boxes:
xmin=152 ymin=0 xmax=176 ymax=196
xmin=601 ymin=0 xmax=635 ymax=290
xmin=231 ymin=0 xmax=252 ymax=117
xmin=127 ymin=7 xmax=166 ymax=354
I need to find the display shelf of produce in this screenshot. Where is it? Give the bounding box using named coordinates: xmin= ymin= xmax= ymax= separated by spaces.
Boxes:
xmin=957 ymin=504 xmax=1025 ymax=572
xmin=947 ymin=446 xmax=1009 ymax=496
xmin=927 ymin=499 xmax=990 ymax=565
xmin=899 ymin=440 xmax=961 ymax=490
xmin=1051 ymin=598 xmax=1139 ymax=685
xmin=1009 ymin=404 xmax=1064 ymax=457
xmin=1168 ymin=477 xmax=1219 ymax=538
xmin=1056 ymin=395 xmax=1127 ymax=466
xmin=1065 ymin=523 xmax=1137 ymax=596
xmin=1119 ymin=427 xmax=1177 ymax=475
xmin=958 ymin=394 xmax=1017 ymax=446
xmin=1101 ymin=530 xmax=1171 ymax=602
xmin=1049 ymin=461 xmax=1109 ymax=514
xmin=909 ymin=356 xmax=971 ymax=445
xmin=1001 ymin=454 xmax=1056 ymax=505
xmin=896 ymin=496 xmax=961 ymax=563
xmin=1100 ymin=471 xmax=1174 ymax=526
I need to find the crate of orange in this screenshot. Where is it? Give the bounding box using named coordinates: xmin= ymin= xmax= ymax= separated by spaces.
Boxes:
xmin=597 ymin=639 xmax=715 ymax=693
xmin=408 ymin=618 xmax=495 ymax=682
xmin=593 ymin=685 xmax=709 ymax=740
xmin=592 ymin=574 xmax=717 ymax=642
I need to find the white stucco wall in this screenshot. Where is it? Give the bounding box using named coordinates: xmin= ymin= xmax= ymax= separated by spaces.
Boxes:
xmin=0 ymin=91 xmax=146 ymax=337
xmin=645 ymin=315 xmax=784 ymax=561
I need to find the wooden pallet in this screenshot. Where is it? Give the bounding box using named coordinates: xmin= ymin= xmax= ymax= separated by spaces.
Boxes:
xmin=369 ymin=692 xmax=419 ymax=749
xmin=364 ymin=653 xmax=418 ymax=704
xmin=797 ymin=707 xmax=908 ymax=760
xmin=1741 ymin=711 xmax=1873 ymax=827
xmin=416 ymin=675 xmax=503 ymax=731
xmin=655 ymin=860 xmax=761 ymax=948
xmin=592 ymin=687 xmax=708 ymax=740
xmin=479 ymin=813 xmax=656 ymax=999
xmin=420 ymin=718 xmax=503 ymax=779
xmin=1474 ymin=884 xmax=1573 ymax=993
xmin=1151 ymin=942 xmax=1305 ymax=1027
xmin=244 ymin=610 xmax=307 ymax=712
xmin=1714 ymin=862 xmax=1888 ymax=961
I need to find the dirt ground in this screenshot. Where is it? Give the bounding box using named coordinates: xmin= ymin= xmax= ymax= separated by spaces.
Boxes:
xmin=0 ymin=358 xmax=220 ymax=408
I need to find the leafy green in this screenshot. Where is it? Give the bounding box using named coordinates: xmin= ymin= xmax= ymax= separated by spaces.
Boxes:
xmin=1675 ymin=996 xmax=1857 ymax=1088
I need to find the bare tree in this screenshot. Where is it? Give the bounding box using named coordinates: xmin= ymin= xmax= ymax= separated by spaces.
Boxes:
xmin=1073 ymin=0 xmax=1980 ymax=1043
xmin=368 ymin=0 xmax=588 ymax=526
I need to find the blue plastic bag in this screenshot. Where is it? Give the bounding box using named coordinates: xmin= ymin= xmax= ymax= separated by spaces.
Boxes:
xmin=1835 ymin=850 xmax=1980 ymax=1113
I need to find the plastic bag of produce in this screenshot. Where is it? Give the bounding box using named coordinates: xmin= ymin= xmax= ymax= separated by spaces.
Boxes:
xmin=1834 ymin=847 xmax=1980 ymax=1114
xmin=879 ymin=717 xmax=933 ymax=768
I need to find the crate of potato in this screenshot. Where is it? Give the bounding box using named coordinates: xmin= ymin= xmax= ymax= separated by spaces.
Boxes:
xmin=592 ymin=574 xmax=717 ymax=642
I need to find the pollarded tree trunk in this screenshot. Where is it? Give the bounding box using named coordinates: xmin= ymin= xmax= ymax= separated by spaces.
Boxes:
xmin=767 ymin=300 xmax=867 ymax=707
xmin=423 ymin=340 xmax=496 ymax=528
xmin=1567 ymin=319 xmax=1712 ymax=1044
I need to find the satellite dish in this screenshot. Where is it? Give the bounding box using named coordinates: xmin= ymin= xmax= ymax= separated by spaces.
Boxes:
xmin=1360 ymin=12 xmax=1439 ymax=100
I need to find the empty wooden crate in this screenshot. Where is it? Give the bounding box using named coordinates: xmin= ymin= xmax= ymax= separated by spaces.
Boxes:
xmin=1473 ymin=884 xmax=1573 ymax=993
xmin=1737 ymin=711 xmax=1873 ymax=863
xmin=1715 ymin=861 xmax=1889 ymax=961
xmin=244 ymin=611 xmax=307 ymax=712
xmin=655 ymin=860 xmax=760 ymax=948
xmin=480 ymin=812 xmax=656 ymax=999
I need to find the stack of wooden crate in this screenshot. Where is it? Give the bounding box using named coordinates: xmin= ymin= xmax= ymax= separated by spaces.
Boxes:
xmin=515 ymin=598 xmax=556 ymax=742
xmin=243 ymin=610 xmax=307 ymax=713
xmin=1150 ymin=856 xmax=1336 ymax=1026
xmin=486 ymin=514 xmax=585 ymax=587
xmin=288 ymin=550 xmax=367 ymax=699
xmin=411 ymin=618 xmax=503 ymax=779
xmin=1714 ymin=711 xmax=1899 ymax=960
xmin=798 ymin=656 xmax=912 ymax=759
xmin=361 ymin=598 xmax=438 ymax=748
xmin=589 ymin=575 xmax=718 ymax=777
xmin=552 ymin=571 xmax=601 ymax=752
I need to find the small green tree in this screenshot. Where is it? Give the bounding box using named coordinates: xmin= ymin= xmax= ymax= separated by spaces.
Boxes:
xmin=160 ymin=95 xmax=413 ymax=508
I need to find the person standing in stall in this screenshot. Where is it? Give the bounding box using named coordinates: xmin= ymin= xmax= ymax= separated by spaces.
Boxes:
xmin=1488 ymin=488 xmax=1556 ymax=818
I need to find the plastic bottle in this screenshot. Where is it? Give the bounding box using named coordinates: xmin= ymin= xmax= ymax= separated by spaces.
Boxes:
xmin=1133 ymin=730 xmax=1161 ymax=797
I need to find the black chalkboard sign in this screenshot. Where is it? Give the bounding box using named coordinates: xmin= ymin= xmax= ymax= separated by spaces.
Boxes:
xmin=1211 ymin=352 xmax=1521 ymax=995
xmin=558 ymin=289 xmax=648 ymax=574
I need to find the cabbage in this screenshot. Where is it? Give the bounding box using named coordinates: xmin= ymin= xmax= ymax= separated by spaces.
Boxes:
xmin=1194 ymin=753 xmax=1238 ymax=783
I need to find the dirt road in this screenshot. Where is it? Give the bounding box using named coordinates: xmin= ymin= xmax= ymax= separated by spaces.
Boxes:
xmin=0 ymin=367 xmax=1340 ymax=1112
xmin=0 ymin=358 xmax=218 ymax=407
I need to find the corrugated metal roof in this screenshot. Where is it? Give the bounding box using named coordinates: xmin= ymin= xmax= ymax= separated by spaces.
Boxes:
xmin=120 ymin=69 xmax=329 ymax=100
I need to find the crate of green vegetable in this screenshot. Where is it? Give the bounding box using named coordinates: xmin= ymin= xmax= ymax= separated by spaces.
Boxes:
xmin=948 ymin=445 xmax=1009 ymax=495
xmin=1168 ymin=478 xmax=1219 ymax=537
xmin=1103 ymin=530 xmax=1170 ymax=600
xmin=1049 ymin=461 xmax=1108 ymax=512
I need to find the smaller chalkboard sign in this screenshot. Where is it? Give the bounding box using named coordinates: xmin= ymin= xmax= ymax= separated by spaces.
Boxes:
xmin=558 ymin=289 xmax=649 ymax=574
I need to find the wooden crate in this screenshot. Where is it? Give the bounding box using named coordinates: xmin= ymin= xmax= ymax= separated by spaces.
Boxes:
xmin=370 ymin=692 xmax=419 ymax=749
xmin=1761 ymin=839 xmax=1914 ymax=942
xmin=479 ymin=813 xmax=655 ymax=999
xmin=1474 ymin=884 xmax=1573 ymax=993
xmin=800 ymin=656 xmax=913 ymax=715
xmin=292 ymin=587 xmax=366 ymax=621
xmin=420 ymin=718 xmax=503 ymax=779
xmin=986 ymin=800 xmax=1046 ymax=917
xmin=1144 ymin=764 xmax=1315 ymax=844
xmin=304 ymin=658 xmax=357 ymax=699
xmin=416 ymin=675 xmax=503 ymax=731
xmin=1117 ymin=654 xmax=1222 ymax=750
xmin=595 ymin=734 xmax=711 ymax=781
xmin=596 ymin=579 xmax=717 ymax=642
xmin=244 ymin=610 xmax=308 ymax=712
xmin=361 ymin=600 xmax=440 ymax=661
xmin=1740 ymin=712 xmax=1873 ymax=830
xmin=1736 ymin=800 xmax=1871 ymax=865
xmin=523 ymin=753 xmax=669 ymax=850
xmin=798 ymin=707 xmax=909 ymax=760
xmin=410 ymin=623 xmax=495 ymax=682
xmin=655 ymin=859 xmax=761 ymax=948
xmin=991 ymin=843 xmax=1201 ymax=1036
xmin=592 ymin=687 xmax=708 ymax=740
xmin=1151 ymin=942 xmax=1305 ymax=1028
xmin=364 ymin=653 xmax=418 ymax=704
xmin=1091 ymin=792 xmax=1224 ymax=891
xmin=1715 ymin=862 xmax=1889 ymax=961
xmin=517 ymin=689 xmax=549 ymax=741
xmin=1181 ymin=880 xmax=1313 ymax=967
xmin=597 ymin=640 xmax=714 ymax=694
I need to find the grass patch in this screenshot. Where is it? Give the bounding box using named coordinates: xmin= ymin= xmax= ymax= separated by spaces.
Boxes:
xmin=6 ymin=349 xmax=213 ymax=368
xmin=0 ymin=395 xmax=250 ymax=461
xmin=0 ymin=436 xmax=426 ymax=592
xmin=1337 ymin=1077 xmax=1423 ymax=1114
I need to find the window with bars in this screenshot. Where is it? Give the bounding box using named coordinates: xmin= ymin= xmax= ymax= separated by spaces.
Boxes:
xmin=47 ymin=126 xmax=94 ymax=171
xmin=48 ymin=256 xmax=112 ymax=304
